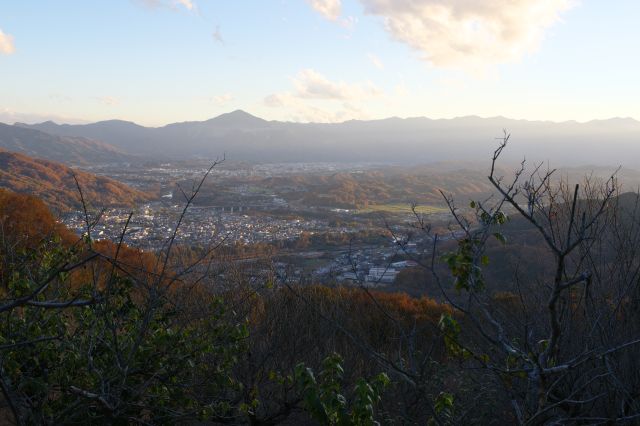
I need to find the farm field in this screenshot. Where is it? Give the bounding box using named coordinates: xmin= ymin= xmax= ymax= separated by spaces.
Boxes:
xmin=357 ymin=203 xmax=448 ymax=215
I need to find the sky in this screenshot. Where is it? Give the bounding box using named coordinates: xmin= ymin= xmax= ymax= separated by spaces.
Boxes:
xmin=1 ymin=0 xmax=639 ymax=126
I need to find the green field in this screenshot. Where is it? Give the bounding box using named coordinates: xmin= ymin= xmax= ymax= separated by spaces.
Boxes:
xmin=356 ymin=203 xmax=448 ymax=215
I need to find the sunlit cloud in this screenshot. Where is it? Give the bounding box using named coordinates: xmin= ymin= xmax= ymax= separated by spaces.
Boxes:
xmin=135 ymin=0 xmax=196 ymax=12
xmin=340 ymin=15 xmax=358 ymax=30
xmin=367 ymin=53 xmax=384 ymax=69
xmin=211 ymin=94 xmax=234 ymax=106
xmin=264 ymin=93 xmax=368 ymax=123
xmin=174 ymin=0 xmax=195 ymax=11
xmin=292 ymin=69 xmax=381 ymax=100
xmin=264 ymin=69 xmax=380 ymax=122
xmin=308 ymin=0 xmax=574 ymax=72
xmin=263 ymin=93 xmax=292 ymax=109
xmin=0 ymin=29 xmax=15 ymax=55
xmin=306 ymin=0 xmax=342 ymax=21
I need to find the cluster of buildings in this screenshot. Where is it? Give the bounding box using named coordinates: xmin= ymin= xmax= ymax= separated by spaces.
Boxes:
xmin=62 ymin=198 xmax=430 ymax=289
xmin=84 ymin=161 xmax=382 ymax=188
xmin=320 ymin=242 xmax=422 ymax=287
xmin=62 ymin=202 xmax=333 ymax=251
xmin=71 ymin=161 xmax=443 ymax=287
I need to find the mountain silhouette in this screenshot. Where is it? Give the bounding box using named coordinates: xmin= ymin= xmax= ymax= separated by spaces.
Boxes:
xmin=12 ymin=112 xmax=640 ymax=166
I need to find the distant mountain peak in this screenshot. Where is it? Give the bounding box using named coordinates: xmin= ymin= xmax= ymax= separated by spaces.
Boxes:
xmin=221 ymin=109 xmax=260 ymax=118
xmin=596 ymin=117 xmax=639 ymax=124
xmin=9 ymin=112 xmax=640 ymax=166
xmin=208 ymin=110 xmax=268 ymax=126
xmin=91 ymin=119 xmax=142 ymax=127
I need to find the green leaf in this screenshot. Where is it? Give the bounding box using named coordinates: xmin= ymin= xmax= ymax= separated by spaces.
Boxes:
xmin=434 ymin=392 xmax=454 ymax=415
xmin=493 ymin=232 xmax=507 ymax=244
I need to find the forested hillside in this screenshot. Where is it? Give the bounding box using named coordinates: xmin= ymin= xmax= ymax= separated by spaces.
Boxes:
xmin=0 ymin=150 xmax=151 ymax=211
xmin=1 ymin=140 xmax=640 ymax=424
xmin=0 ymin=188 xmax=456 ymax=424
xmin=0 ymin=122 xmax=128 ymax=165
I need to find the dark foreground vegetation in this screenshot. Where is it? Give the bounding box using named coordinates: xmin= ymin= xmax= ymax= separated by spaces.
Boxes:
xmin=1 ymin=137 xmax=640 ymax=425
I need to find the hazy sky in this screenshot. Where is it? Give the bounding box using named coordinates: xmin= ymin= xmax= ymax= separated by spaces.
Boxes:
xmin=1 ymin=0 xmax=639 ymax=126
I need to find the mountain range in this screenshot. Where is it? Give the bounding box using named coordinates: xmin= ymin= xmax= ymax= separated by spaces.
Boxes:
xmin=7 ymin=111 xmax=640 ymax=167
xmin=0 ymin=122 xmax=131 ymax=165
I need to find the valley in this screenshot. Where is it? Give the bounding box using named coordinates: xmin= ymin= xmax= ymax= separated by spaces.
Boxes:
xmin=61 ymin=159 xmax=455 ymax=290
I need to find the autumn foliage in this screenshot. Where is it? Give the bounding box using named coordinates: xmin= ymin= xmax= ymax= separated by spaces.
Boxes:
xmin=0 ymin=150 xmax=151 ymax=212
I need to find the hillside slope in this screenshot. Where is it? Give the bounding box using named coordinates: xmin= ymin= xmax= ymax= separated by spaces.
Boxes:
xmin=0 ymin=150 xmax=151 ymax=211
xmin=0 ymin=122 xmax=129 ymax=165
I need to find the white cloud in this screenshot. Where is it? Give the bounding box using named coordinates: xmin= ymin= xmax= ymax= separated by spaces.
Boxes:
xmin=264 ymin=94 xmax=368 ymax=123
xmin=264 ymin=93 xmax=291 ymax=108
xmin=174 ymin=0 xmax=194 ymax=11
xmin=135 ymin=0 xmax=196 ymax=12
xmin=307 ymin=0 xmax=574 ymax=72
xmin=292 ymin=69 xmax=381 ymax=100
xmin=306 ymin=0 xmax=342 ymax=20
xmin=358 ymin=0 xmax=574 ymax=72
xmin=340 ymin=15 xmax=358 ymax=30
xmin=212 ymin=94 xmax=234 ymax=106
xmin=264 ymin=69 xmax=380 ymax=122
xmin=0 ymin=29 xmax=15 ymax=55
xmin=367 ymin=53 xmax=384 ymax=69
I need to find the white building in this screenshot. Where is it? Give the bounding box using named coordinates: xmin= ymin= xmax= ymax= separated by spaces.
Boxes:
xmin=391 ymin=260 xmax=418 ymax=269
xmin=366 ymin=267 xmax=398 ymax=284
